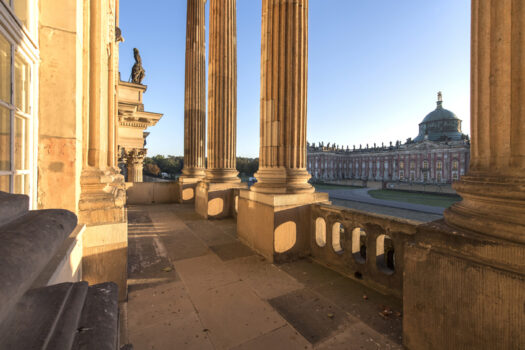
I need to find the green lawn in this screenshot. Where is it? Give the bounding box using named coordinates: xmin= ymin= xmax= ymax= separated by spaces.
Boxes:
xmin=313 ymin=184 xmax=362 ymax=190
xmin=368 ymin=189 xmax=462 ymax=208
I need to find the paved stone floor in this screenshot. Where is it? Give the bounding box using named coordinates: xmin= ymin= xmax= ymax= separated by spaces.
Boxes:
xmin=120 ymin=204 xmax=404 ymax=350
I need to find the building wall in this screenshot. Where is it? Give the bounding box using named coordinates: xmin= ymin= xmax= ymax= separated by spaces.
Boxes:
xmin=307 ymin=141 xmax=470 ymax=185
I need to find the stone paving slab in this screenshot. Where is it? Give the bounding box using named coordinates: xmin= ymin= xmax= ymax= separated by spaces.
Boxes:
xmin=190 ymin=280 xmax=287 ymax=349
xmin=210 ymin=241 xmax=256 ymax=261
xmin=230 ymin=325 xmax=312 ymax=350
xmin=224 ymin=255 xmax=304 ymax=300
xmin=123 ymin=204 xmax=404 ymax=350
xmin=269 ymin=288 xmax=354 ymax=344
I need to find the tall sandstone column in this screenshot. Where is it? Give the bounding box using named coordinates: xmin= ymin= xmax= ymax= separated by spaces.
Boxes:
xmin=181 ymin=0 xmax=206 ymax=180
xmin=237 ymin=0 xmax=328 ymax=262
xmin=195 ymin=0 xmax=245 ymax=219
xmin=444 ymin=0 xmax=525 ymax=243
xmin=404 ymin=2 xmax=525 ymax=348
xmin=205 ymin=0 xmax=239 ymax=183
xmin=251 ymin=0 xmax=313 ymax=194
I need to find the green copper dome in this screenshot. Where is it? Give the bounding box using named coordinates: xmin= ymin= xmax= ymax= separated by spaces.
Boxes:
xmin=414 ymin=92 xmax=466 ymax=142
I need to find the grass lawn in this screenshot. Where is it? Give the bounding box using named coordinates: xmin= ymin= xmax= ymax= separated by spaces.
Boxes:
xmin=313 ymin=184 xmax=362 ymax=190
xmin=368 ymin=189 xmax=462 ymax=208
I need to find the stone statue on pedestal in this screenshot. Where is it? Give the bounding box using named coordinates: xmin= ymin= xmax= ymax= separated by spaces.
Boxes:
xmin=131 ymin=48 xmax=146 ymax=84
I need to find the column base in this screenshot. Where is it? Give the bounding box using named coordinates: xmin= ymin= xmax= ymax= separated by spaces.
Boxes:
xmin=79 ymin=167 xmax=127 ymax=301
xmin=251 ymin=167 xmax=314 ymax=194
xmin=237 ymin=189 xmax=329 ymax=263
xmin=82 ymin=221 xmax=128 ymax=302
xmin=195 ymin=182 xmax=247 ymax=219
xmin=175 ymin=176 xmax=202 ymax=203
xmin=403 ymin=219 xmax=525 ymax=350
xmin=444 ymin=174 xmax=525 ymax=244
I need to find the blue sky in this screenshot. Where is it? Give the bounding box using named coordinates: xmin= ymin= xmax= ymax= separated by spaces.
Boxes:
xmin=119 ymin=0 xmax=470 ymax=158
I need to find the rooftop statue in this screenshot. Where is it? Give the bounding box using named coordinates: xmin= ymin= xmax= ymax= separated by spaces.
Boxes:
xmin=131 ymin=48 xmax=146 ymax=84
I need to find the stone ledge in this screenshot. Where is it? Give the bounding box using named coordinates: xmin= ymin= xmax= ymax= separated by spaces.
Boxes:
xmin=0 ymin=191 xmax=29 ymax=226
xmin=239 ymin=189 xmax=329 ymax=208
xmin=0 ymin=209 xmax=78 ymax=323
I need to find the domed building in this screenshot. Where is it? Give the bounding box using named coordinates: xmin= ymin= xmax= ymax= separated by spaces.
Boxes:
xmin=307 ymin=92 xmax=470 ymax=190
xmin=414 ymin=92 xmax=467 ymax=142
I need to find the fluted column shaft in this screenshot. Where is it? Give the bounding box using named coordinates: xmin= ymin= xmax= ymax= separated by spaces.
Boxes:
xmin=252 ymin=0 xmax=312 ymax=194
xmin=126 ymin=149 xmax=145 ymax=183
xmin=444 ymin=0 xmax=525 ymax=243
xmin=205 ymin=0 xmax=239 ymax=183
xmin=181 ymin=0 xmax=206 ymax=179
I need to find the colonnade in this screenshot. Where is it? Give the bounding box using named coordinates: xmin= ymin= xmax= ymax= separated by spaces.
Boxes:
xmin=181 ymin=0 xmax=312 ymax=200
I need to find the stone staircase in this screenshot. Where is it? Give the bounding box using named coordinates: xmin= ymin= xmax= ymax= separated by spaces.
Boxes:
xmin=0 ymin=191 xmax=129 ymax=349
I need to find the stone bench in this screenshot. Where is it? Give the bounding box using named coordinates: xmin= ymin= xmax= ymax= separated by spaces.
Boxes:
xmin=0 ymin=191 xmax=131 ymax=349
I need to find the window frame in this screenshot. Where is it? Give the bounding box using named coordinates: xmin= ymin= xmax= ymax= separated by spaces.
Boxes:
xmin=0 ymin=1 xmax=39 ymax=206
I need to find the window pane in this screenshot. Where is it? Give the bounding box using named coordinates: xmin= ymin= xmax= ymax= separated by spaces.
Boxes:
xmin=14 ymin=53 xmax=30 ymax=113
xmin=0 ymin=106 xmax=10 ymax=171
xmin=13 ymin=174 xmax=28 ymax=194
xmin=13 ymin=0 xmax=29 ymax=30
xmin=0 ymin=175 xmax=9 ymax=192
xmin=14 ymin=116 xmax=26 ymax=170
xmin=0 ymin=34 xmax=11 ymax=104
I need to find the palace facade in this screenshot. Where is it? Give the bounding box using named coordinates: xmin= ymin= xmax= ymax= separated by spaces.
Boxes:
xmin=307 ymin=93 xmax=470 ymax=185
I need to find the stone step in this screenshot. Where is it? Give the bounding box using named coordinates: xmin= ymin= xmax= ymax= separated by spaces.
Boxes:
xmin=0 ymin=209 xmax=77 ymax=323
xmin=0 ymin=282 xmax=120 ymax=350
xmin=0 ymin=191 xmax=29 ymax=226
xmin=72 ymin=282 xmax=119 ymax=350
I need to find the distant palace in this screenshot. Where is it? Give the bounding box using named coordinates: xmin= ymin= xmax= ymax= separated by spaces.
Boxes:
xmin=307 ymin=93 xmax=470 ymax=187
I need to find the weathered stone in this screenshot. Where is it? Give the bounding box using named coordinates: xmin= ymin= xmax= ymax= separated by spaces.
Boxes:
xmin=0 ymin=209 xmax=77 ymax=323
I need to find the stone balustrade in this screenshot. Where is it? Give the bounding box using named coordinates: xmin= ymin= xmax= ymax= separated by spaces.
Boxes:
xmin=310 ymin=203 xmax=419 ymax=298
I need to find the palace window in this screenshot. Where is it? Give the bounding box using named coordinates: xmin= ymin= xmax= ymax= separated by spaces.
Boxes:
xmin=452 ymin=172 xmax=459 ymax=181
xmin=400 ymin=161 xmax=404 ymax=170
xmin=410 ymin=161 xmax=415 ymax=170
xmin=399 ymin=171 xmax=404 ymax=180
xmin=437 ymin=161 xmax=443 ymax=170
xmin=0 ymin=1 xmax=38 ymax=202
xmin=452 ymin=160 xmax=459 ymax=170
xmin=423 ymin=160 xmax=429 ymax=169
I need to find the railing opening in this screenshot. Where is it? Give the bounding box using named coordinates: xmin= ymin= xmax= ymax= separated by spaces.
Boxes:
xmin=315 ymin=217 xmax=326 ymax=247
xmin=376 ymin=234 xmax=395 ymax=275
xmin=352 ymin=227 xmax=366 ymax=264
xmin=332 ymin=222 xmax=344 ymax=253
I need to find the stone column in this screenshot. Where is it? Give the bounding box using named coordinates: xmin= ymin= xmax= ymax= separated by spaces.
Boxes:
xmin=126 ymin=148 xmax=146 ymax=183
xmin=180 ymin=0 xmax=206 ymax=181
xmin=205 ymin=0 xmax=239 ymax=183
xmin=444 ymin=0 xmax=525 ymax=243
xmin=195 ymin=0 xmax=245 ymax=219
xmin=237 ymin=0 xmax=328 ymax=262
xmin=404 ymin=2 xmax=525 ymax=348
xmin=251 ymin=0 xmax=313 ymax=194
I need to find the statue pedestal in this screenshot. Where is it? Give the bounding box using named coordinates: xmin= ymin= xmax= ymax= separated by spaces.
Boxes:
xmin=195 ymin=182 xmax=247 ymax=219
xmin=237 ymin=190 xmax=329 ymax=263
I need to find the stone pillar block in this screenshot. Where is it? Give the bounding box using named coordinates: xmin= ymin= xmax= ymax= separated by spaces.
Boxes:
xmin=195 ymin=182 xmax=247 ymax=220
xmin=237 ymin=190 xmax=329 ymax=263
xmin=174 ymin=178 xmax=200 ymax=204
xmin=403 ymin=220 xmax=525 ymax=350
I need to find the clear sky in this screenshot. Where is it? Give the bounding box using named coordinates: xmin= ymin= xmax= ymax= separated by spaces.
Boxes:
xmin=119 ymin=0 xmax=471 ymax=158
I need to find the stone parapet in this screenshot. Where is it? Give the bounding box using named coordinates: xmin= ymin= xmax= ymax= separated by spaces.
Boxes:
xmin=403 ymin=220 xmax=525 ymax=349
xmin=310 ymin=203 xmax=418 ymax=299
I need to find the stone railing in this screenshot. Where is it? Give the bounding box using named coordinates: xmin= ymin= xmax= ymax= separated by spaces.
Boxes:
xmin=310 ymin=203 xmax=420 ymax=298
